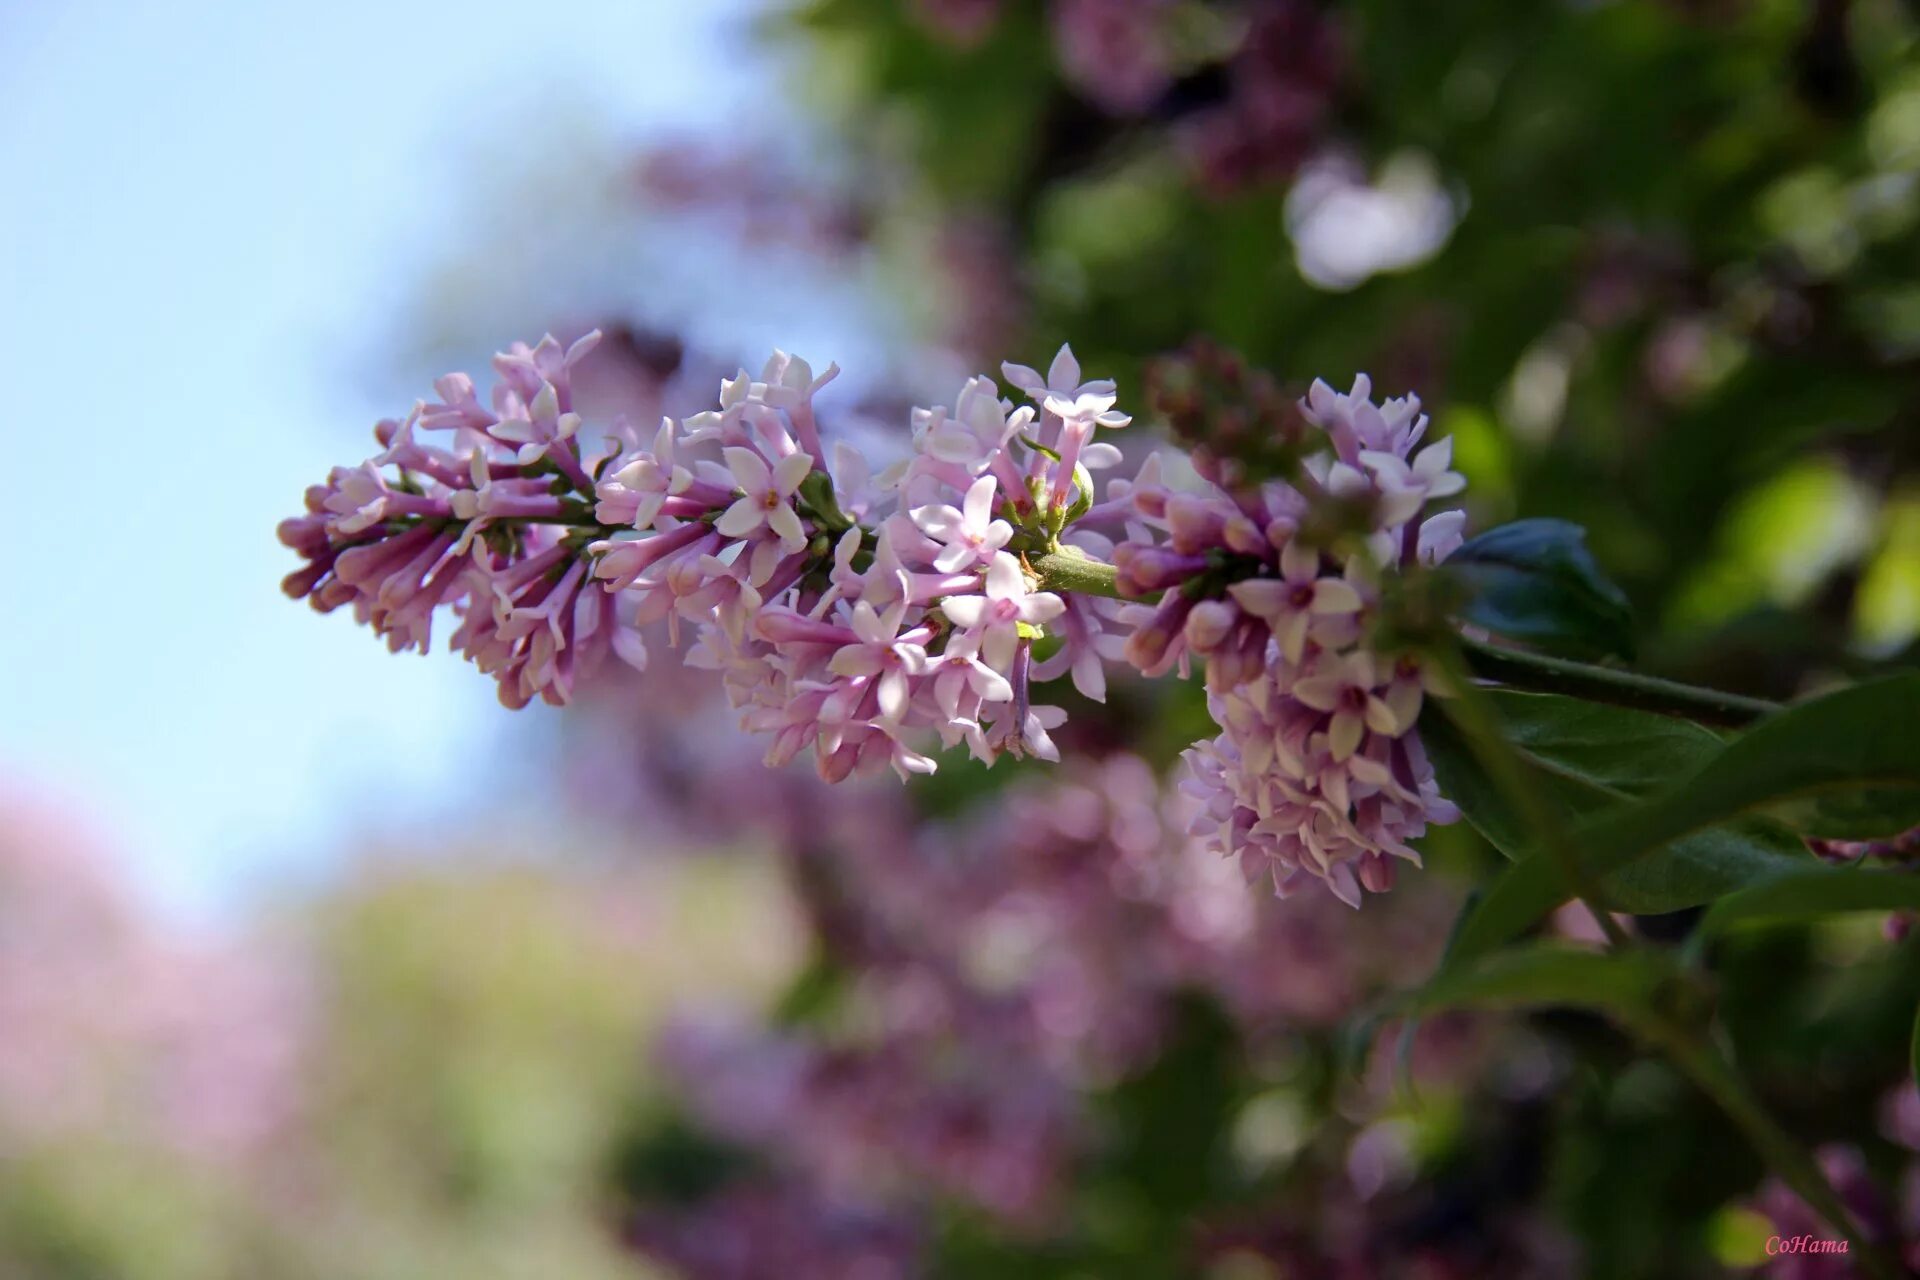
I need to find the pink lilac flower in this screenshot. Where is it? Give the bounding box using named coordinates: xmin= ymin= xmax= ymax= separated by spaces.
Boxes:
xmin=714 ymin=446 xmax=814 ymax=549
xmin=1113 ymin=374 xmax=1466 ymax=907
xmin=580 ymin=343 xmax=1134 ymax=783
xmin=282 ymin=336 xmax=1471 ymax=899
xmin=939 ymin=553 xmax=1066 ymax=668
xmin=281 ymin=338 xmax=1131 ymax=758
xmin=910 ymin=475 xmax=1013 ymax=572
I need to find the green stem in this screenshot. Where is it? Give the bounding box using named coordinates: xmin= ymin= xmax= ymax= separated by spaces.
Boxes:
xmin=1031 ymin=551 xmax=1777 ymax=729
xmin=1037 ymin=550 xmax=1878 ymax=1263
xmin=1637 ymin=1016 xmax=1903 ymax=1279
xmin=1031 ymin=549 xmax=1127 ymax=599
xmin=1431 ymin=643 xmax=1633 ymax=949
xmin=1457 ymin=635 xmax=1779 ymax=728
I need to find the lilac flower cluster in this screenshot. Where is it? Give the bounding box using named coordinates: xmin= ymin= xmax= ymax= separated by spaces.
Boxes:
xmin=282 ymin=333 xmax=1477 ymax=907
xmin=1113 ymin=375 xmax=1467 ymax=906
xmin=283 ymin=336 xmax=1130 ymax=776
xmin=630 ymin=1180 xmax=920 ymax=1280
xmin=279 ymin=332 xmax=636 ymax=709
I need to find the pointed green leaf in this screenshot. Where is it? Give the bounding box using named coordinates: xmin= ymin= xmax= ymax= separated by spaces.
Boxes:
xmin=1421 ymin=691 xmax=1807 ymax=915
xmin=1689 ymin=869 xmax=1920 ymax=951
xmin=1389 ymin=944 xmax=1673 ymax=1025
xmin=1440 ymin=519 xmax=1635 ymax=660
xmin=1454 ymin=674 xmax=1920 ymax=963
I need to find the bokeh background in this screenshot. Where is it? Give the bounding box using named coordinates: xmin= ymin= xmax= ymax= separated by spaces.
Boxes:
xmin=4 ymin=1 xmax=1920 ymax=1276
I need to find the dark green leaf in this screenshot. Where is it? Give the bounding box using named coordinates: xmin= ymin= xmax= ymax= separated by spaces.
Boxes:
xmin=1454 ymin=674 xmax=1920 ymax=963
xmin=1421 ymin=690 xmax=1807 ymax=915
xmin=1689 ymin=869 xmax=1920 ymax=950
xmin=1387 ymin=944 xmax=1672 ymax=1026
xmin=1912 ymin=999 xmax=1919 ymax=1098
xmin=1441 ymin=518 xmax=1635 ymax=660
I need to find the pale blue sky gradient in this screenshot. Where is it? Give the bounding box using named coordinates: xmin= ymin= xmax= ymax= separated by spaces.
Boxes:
xmin=0 ymin=0 xmax=770 ymax=923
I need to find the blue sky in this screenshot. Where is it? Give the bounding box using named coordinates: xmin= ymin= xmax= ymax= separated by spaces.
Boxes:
xmin=0 ymin=0 xmax=767 ymax=924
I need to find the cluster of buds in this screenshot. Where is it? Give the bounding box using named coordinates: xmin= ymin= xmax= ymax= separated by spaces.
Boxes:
xmin=1112 ymin=374 xmax=1468 ymax=906
xmin=281 ymin=334 xmax=1473 ymax=907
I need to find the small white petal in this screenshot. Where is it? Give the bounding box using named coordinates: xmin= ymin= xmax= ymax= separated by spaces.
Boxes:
xmin=1310 ymin=579 xmax=1363 ymax=615
xmin=713 ymin=498 xmax=764 ymax=538
xmin=772 ymin=450 xmax=815 ymax=495
xmin=723 ymin=446 xmax=772 ymax=492
xmin=1329 ymin=712 xmax=1365 ymax=761
xmin=941 ymin=597 xmax=988 ymax=629
xmin=963 ymin=475 xmax=997 ymax=527
xmin=985 ymin=552 xmax=1023 ymax=600
xmin=1291 ymin=674 xmax=1344 ymax=712
xmin=1047 ymin=344 xmax=1081 ymax=392
xmin=1229 ymin=580 xmax=1291 ymax=618
xmin=766 ymin=502 xmax=808 ymax=550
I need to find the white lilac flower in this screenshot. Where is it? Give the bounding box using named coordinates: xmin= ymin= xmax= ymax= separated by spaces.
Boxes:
xmin=1001 ymin=343 xmax=1116 ymax=404
xmin=939 ymin=553 xmax=1067 ymax=669
xmin=912 ymin=476 xmax=1014 ymax=573
xmin=714 ymin=446 xmax=815 ymax=551
xmin=828 ymin=593 xmax=933 ymax=725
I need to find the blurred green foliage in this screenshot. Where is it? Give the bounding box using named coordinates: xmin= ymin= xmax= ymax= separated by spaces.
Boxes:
xmin=794 ymin=0 xmax=1920 ymax=697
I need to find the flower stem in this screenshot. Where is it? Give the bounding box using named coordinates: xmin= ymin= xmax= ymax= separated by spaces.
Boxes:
xmin=1636 ymin=1014 xmax=1904 ymax=1279
xmin=1456 ymin=636 xmax=1780 ymax=728
xmin=1430 ymin=642 xmax=1633 ymax=948
xmin=1033 ymin=550 xmax=1781 ymax=729
xmin=1031 ymin=549 xmax=1127 ymax=599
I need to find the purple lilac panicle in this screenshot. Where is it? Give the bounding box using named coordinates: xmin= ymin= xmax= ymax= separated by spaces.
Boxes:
xmin=1114 ymin=374 xmax=1467 ymax=907
xmin=283 ymin=334 xmax=1469 ymax=906
xmin=282 ymin=335 xmax=1132 ymax=782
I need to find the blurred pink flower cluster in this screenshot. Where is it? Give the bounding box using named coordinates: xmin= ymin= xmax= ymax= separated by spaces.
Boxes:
xmin=913 ymin=0 xmax=1342 ymax=191
xmin=625 ymin=755 xmax=1499 ymax=1275
xmin=630 ymin=1179 xmax=921 ymax=1280
xmin=0 ymin=789 xmax=307 ymax=1168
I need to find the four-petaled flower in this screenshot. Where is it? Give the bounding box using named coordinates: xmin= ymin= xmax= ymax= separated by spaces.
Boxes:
xmin=940 ymin=553 xmax=1067 ymax=668
xmin=715 ymin=447 xmax=815 ymax=551
xmin=1290 ymin=652 xmax=1420 ymax=761
xmin=829 ymin=592 xmax=932 ymax=724
xmin=1001 ymin=343 xmax=1115 ymax=404
xmin=913 ymin=476 xmax=1014 ymax=573
xmin=1227 ymin=540 xmax=1364 ymax=663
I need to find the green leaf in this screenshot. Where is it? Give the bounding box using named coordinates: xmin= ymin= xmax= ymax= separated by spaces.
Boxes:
xmin=1454 ymin=674 xmax=1920 ymax=963
xmin=1349 ymin=944 xmax=1677 ymax=1073
xmin=1387 ymin=944 xmax=1673 ymax=1025
xmin=1688 ymin=869 xmax=1920 ymax=952
xmin=1440 ymin=518 xmax=1635 ymax=660
xmin=1421 ymin=691 xmax=1808 ymax=915
xmin=1911 ymin=998 xmax=1920 ymax=1097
